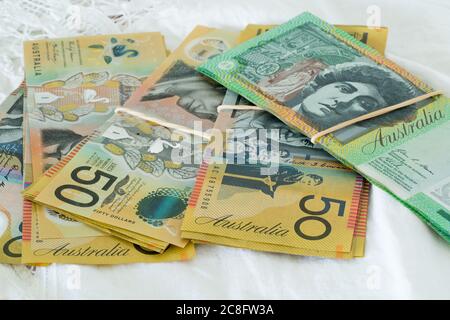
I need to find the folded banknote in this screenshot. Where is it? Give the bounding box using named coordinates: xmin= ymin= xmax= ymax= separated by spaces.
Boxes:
xmin=21 ymin=32 xmax=195 ymax=264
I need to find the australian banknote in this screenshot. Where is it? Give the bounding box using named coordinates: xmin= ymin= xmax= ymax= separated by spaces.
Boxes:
xmin=123 ymin=26 xmax=240 ymax=138
xmin=23 ymin=32 xmax=168 ymax=243
xmin=0 ymin=85 xmax=24 ymax=263
xmin=198 ymin=12 xmax=450 ymax=242
xmin=23 ymin=27 xmax=239 ymax=253
xmin=21 ymin=33 xmax=199 ymax=263
xmin=124 ymin=24 xmax=387 ymax=139
xmin=182 ymin=159 xmax=369 ymax=258
xmin=215 ymin=22 xmax=391 ymax=164
xmin=238 ymin=24 xmax=388 ymax=54
xmin=221 ymin=23 xmax=388 ymax=165
xmin=22 ymin=102 xmax=196 ymax=263
xmin=184 ymin=96 xmax=369 ymax=257
xmin=23 ymin=110 xmax=206 ymax=250
xmin=24 ymin=32 xmax=167 ymax=235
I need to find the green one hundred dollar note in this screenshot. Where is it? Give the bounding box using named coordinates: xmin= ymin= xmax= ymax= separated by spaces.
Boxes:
xmin=198 ymin=12 xmax=450 ymax=242
xmin=218 ymin=23 xmax=387 ymax=164
xmin=0 ymin=86 xmax=24 ymax=263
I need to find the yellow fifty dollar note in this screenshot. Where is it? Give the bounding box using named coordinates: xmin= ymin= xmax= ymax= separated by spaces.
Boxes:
xmin=182 ymin=160 xmax=365 ymax=255
xmin=124 ymin=26 xmax=239 ymax=138
xmin=22 ymin=92 xmax=196 ymax=263
xmin=190 ymin=105 xmax=370 ymax=258
xmin=24 ymin=111 xmax=205 ymax=249
xmin=24 ymin=27 xmax=239 ymax=253
xmin=24 ymin=33 xmax=168 ymax=244
xmin=21 ymin=33 xmax=198 ymax=263
xmin=189 ymin=179 xmax=370 ymax=258
xmin=238 ymin=24 xmax=388 ymax=54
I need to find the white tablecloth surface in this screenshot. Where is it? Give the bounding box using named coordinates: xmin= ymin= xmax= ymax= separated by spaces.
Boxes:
xmin=0 ymin=0 xmax=449 ymax=299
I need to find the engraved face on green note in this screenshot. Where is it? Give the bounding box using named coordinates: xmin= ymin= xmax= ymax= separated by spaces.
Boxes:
xmin=285 ymin=62 xmax=423 ymax=137
xmin=299 ymin=80 xmax=386 ymax=124
xmin=238 ymin=23 xmax=424 ymax=142
xmin=201 ymin=19 xmax=427 ymax=143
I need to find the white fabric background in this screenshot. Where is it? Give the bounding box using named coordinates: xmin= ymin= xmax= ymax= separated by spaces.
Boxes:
xmin=0 ymin=0 xmax=449 ymax=299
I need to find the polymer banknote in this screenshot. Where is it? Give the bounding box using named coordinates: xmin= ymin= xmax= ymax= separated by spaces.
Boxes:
xmin=20 ymin=33 xmax=195 ymax=263
xmin=123 ymin=26 xmax=240 ymax=137
xmin=0 ymin=85 xmax=24 ymax=263
xmin=198 ymin=12 xmax=450 ymax=242
xmin=22 ymin=107 xmax=195 ymax=264
xmin=23 ymin=111 xmax=203 ymax=250
xmin=238 ymin=24 xmax=388 ymax=54
xmin=182 ymin=160 xmax=369 ymax=258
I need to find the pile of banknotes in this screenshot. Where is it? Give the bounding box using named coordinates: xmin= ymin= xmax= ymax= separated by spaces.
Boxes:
xmin=1 ymin=12 xmax=448 ymax=265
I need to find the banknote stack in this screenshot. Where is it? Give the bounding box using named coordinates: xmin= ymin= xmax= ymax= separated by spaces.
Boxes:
xmin=1 ymin=12 xmax=448 ymax=266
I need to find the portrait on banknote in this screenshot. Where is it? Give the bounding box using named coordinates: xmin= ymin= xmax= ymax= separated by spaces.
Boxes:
xmin=141 ymin=60 xmax=226 ymax=121
xmin=234 ymin=23 xmax=426 ymax=143
xmin=283 ymin=61 xmax=424 ymax=142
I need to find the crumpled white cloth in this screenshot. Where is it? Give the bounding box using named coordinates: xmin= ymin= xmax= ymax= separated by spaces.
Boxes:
xmin=0 ymin=0 xmax=449 ymax=300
